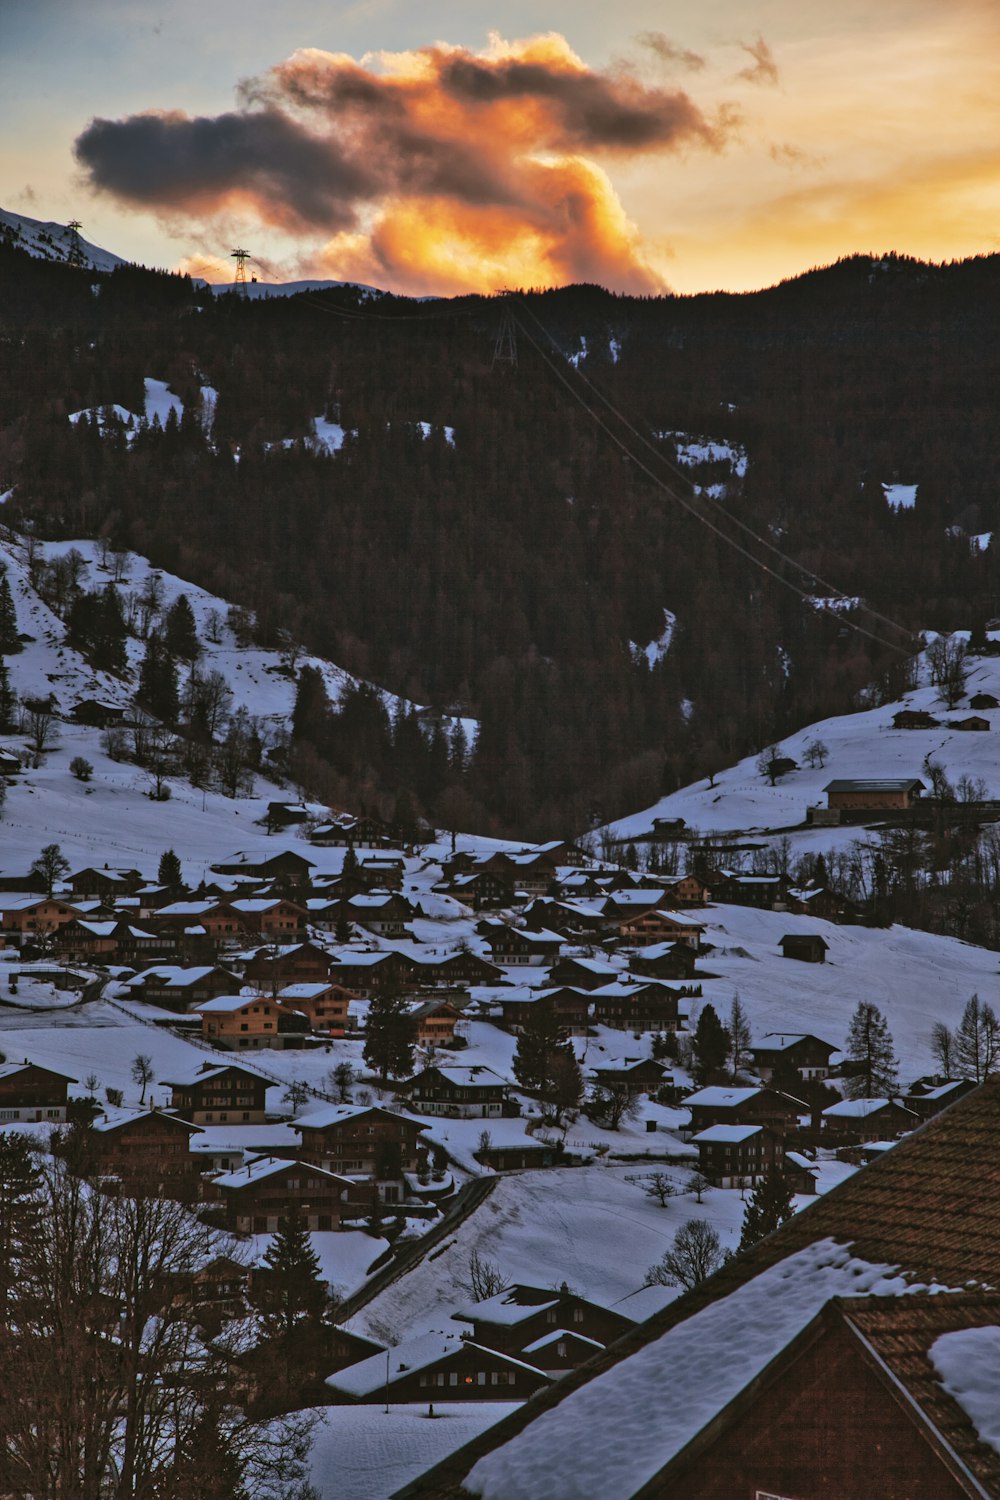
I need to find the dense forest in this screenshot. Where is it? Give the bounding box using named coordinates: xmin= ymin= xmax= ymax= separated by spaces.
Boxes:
xmin=3 ymin=240 xmax=1000 ymax=836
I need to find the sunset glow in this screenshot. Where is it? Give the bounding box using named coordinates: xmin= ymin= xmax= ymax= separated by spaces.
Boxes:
xmin=5 ymin=2 xmax=1000 ymax=293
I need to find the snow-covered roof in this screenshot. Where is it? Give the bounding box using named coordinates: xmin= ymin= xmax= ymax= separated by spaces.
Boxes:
xmin=520 ymin=1329 xmax=604 ymax=1356
xmin=464 ymin=1241 xmax=915 ymax=1500
xmin=194 ymin=994 xmax=270 ymax=1014
xmin=691 ymin=1124 xmax=763 ymax=1145
xmin=212 ymin=1155 xmax=351 ymax=1191
xmin=684 ymin=1087 xmax=762 ymax=1109
xmin=823 ymin=1096 xmax=894 ymax=1118
xmin=328 ymin=1330 xmax=543 ymax=1398
xmin=453 ymin=1290 xmax=560 ymax=1327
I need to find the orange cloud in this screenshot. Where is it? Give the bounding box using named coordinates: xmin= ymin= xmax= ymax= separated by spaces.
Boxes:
xmin=74 ymin=32 xmax=735 ymax=294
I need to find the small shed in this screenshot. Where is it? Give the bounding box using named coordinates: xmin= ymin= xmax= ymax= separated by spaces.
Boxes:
xmin=779 ymin=934 xmax=829 ymax=964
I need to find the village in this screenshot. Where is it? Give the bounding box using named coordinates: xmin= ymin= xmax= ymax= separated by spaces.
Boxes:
xmin=3 ymin=528 xmax=1000 ymax=1492
xmin=0 ymin=776 xmax=984 ymax=1439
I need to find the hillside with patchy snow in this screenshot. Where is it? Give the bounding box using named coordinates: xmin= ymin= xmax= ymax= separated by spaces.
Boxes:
xmin=609 ymin=635 xmax=1000 ymax=844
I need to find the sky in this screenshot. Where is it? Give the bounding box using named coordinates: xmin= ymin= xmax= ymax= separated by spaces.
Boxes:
xmin=3 ymin=0 xmax=1000 ymax=297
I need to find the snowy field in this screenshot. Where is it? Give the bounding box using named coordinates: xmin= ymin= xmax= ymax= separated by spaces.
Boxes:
xmin=307 ymin=1402 xmax=520 ymax=1500
xmin=349 ymin=1156 xmax=854 ymax=1350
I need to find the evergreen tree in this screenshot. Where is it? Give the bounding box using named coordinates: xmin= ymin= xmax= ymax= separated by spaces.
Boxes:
xmin=0 ymin=657 xmax=16 ymax=730
xmin=94 ymin=584 xmax=128 ymax=673
xmin=728 ymin=993 xmax=753 ymax=1080
xmin=157 ymin=847 xmax=183 ymax=892
xmin=254 ymin=1206 xmax=327 ymax=1339
xmin=844 ymin=1001 xmax=899 ymax=1098
xmin=341 ymin=843 xmax=360 ymax=879
xmin=692 ymin=1003 xmax=730 ymax=1084
xmin=0 ymin=1132 xmax=41 ymax=1320
xmin=137 ymin=632 xmax=179 ymax=723
xmin=363 ymin=991 xmax=417 ymax=1081
xmin=0 ymin=570 xmax=20 ymax=654
xmin=291 ymin=663 xmax=329 ymax=742
xmin=163 ymin=592 xmax=201 ymax=661
xmin=953 ymin=993 xmax=1000 ymax=1083
xmin=168 ymin=1399 xmax=248 ymax=1500
xmin=512 ymin=999 xmax=574 ymax=1099
xmin=739 ymin=1167 xmax=795 ymax=1251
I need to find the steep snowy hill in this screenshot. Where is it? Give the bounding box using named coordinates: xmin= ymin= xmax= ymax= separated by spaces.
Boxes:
xmin=610 ymin=635 xmax=1000 ymax=844
xmin=0 ymin=207 xmax=126 ymax=272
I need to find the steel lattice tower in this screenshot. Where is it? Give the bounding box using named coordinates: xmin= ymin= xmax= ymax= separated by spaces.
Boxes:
xmin=231 ymin=247 xmax=251 ymax=298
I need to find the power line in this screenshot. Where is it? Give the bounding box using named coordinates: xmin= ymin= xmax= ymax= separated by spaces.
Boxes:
xmin=510 ymin=302 xmax=915 ymax=660
xmin=511 ymin=297 xmax=916 ymax=658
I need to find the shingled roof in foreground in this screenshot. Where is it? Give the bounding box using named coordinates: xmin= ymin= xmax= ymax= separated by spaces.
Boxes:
xmin=397 ymin=1076 xmax=1000 ymax=1498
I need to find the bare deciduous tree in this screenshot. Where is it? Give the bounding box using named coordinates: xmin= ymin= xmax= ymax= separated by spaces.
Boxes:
xmin=645 ymin=1219 xmax=725 ymax=1291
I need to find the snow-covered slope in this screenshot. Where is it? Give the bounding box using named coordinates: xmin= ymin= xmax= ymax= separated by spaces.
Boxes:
xmin=611 ymin=635 xmax=1000 ymax=841
xmin=0 ymin=207 xmax=126 ymax=273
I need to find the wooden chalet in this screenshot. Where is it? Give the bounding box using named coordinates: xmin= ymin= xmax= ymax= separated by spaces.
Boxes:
xmin=68 ymin=865 xmax=144 ymax=901
xmin=629 ymin=941 xmax=701 ymax=981
xmin=71 ymin=697 xmax=127 ymax=728
xmin=751 ymin=1033 xmax=838 ymax=1081
xmin=684 ymin=1085 xmax=807 ymax=1138
xmin=969 ymin=692 xmax=1000 ymax=709
xmin=825 ymin=776 xmax=926 ymax=810
xmin=326 ymin=1330 xmax=551 ymax=1404
xmin=0 ymin=895 xmax=83 ymax=939
xmin=590 ymin=1058 xmax=669 ymax=1094
xmin=409 ymin=997 xmax=464 ymax=1048
xmin=782 ymin=1149 xmax=820 ymax=1194
xmin=123 ymin=965 xmax=242 ymax=1013
xmin=784 ymin=885 xmax=863 ymax=922
xmin=227 ymin=898 xmax=308 ymax=938
xmin=89 ymin=1107 xmax=202 ymax=1200
xmin=822 ymin=1096 xmax=920 ymax=1143
xmin=547 ymin=956 xmax=620 ymax=990
xmin=243 ymin=941 xmax=334 ymax=988
xmin=295 ymin=1104 xmax=427 ymax=1201
xmin=692 ymin=1123 xmax=782 ymax=1187
xmin=483 ymin=924 xmax=563 ymax=966
xmin=453 ymin=1283 xmax=635 ymax=1364
xmin=343 ymin=892 xmax=413 ymax=936
xmin=660 ymin=872 xmax=711 ymax=906
xmin=276 ymin=981 xmax=354 ymax=1034
xmin=210 ymin=849 xmax=316 ymax=885
xmin=207 ymin=1155 xmax=353 ymax=1233
xmin=589 ymin=980 xmax=687 ymax=1032
xmin=891 ymin=710 xmax=940 ymax=730
xmin=499 ymin=987 xmax=593 ymax=1034
xmin=447 ymin=871 xmax=516 ymax=910
xmin=399 ymin=1064 xmax=510 ymax=1118
xmin=327 ymin=949 xmax=415 ymax=996
xmin=160 ymin=1062 xmax=270 ymax=1124
xmin=194 ymin=994 xmax=310 ymax=1050
xmin=410 ymin=952 xmax=503 ymax=987
xmin=308 ymin=813 xmax=390 ymax=846
xmin=0 ymin=1060 xmax=77 ymax=1123
xmin=951 ymin=714 xmax=991 ymax=732
xmin=903 ymin=1078 xmax=978 ymax=1121
xmin=709 ymin=872 xmax=787 ymax=909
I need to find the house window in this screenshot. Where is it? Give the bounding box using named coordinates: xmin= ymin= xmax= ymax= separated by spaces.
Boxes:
xmin=449 ymin=1372 xmax=458 ymax=1387
xmin=546 ymin=1310 xmax=558 ymax=1324
xmin=572 ymin=1308 xmax=584 ymax=1323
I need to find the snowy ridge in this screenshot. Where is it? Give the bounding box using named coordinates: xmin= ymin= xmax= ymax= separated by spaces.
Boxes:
xmin=0 ymin=207 xmax=126 ymax=273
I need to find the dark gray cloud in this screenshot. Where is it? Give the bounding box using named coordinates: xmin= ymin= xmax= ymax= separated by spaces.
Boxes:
xmin=74 ymin=107 xmax=374 ymax=231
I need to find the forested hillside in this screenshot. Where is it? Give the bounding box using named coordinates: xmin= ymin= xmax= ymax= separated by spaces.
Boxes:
xmin=4 ymin=241 xmax=1000 ymax=836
